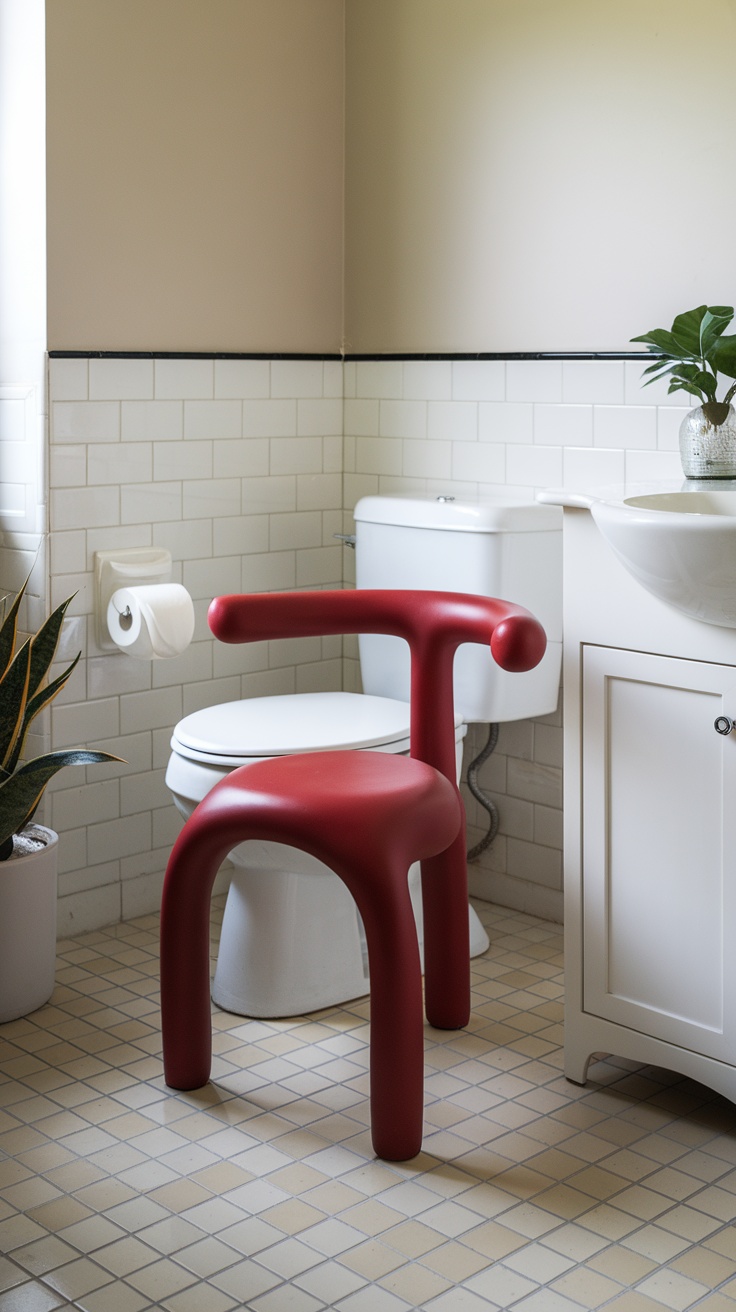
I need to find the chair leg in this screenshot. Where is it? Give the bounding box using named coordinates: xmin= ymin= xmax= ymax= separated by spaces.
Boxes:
xmin=420 ymin=829 xmax=471 ymax=1031
xmin=347 ymin=860 xmax=425 ymax=1161
xmin=161 ymin=809 xmax=427 ymax=1160
xmin=160 ymin=821 xmax=232 ymax=1090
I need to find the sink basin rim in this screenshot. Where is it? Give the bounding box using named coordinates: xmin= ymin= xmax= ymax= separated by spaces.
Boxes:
xmin=621 ymin=490 xmax=736 ymax=520
xmin=588 ymin=489 xmax=736 ymax=629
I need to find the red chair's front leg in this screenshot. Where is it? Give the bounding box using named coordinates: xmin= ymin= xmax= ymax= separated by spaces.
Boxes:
xmin=160 ymin=821 xmax=233 ymax=1090
xmin=347 ymin=858 xmax=425 ymax=1160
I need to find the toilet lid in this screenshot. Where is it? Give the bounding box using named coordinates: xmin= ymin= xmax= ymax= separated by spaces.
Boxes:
xmin=172 ymin=691 xmax=420 ymax=766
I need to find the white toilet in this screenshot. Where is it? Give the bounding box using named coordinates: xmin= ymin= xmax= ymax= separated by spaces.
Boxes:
xmin=165 ymin=493 xmax=562 ymax=1018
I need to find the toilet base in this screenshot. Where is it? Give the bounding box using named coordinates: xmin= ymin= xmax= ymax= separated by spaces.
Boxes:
xmin=212 ymin=841 xmax=489 ymax=1018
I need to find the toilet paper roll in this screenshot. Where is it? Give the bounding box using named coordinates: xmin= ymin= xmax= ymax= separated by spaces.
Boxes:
xmin=107 ymin=584 xmax=195 ymax=660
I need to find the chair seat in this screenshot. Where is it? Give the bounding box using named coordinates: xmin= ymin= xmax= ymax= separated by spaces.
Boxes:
xmin=198 ymin=750 xmax=461 ymax=876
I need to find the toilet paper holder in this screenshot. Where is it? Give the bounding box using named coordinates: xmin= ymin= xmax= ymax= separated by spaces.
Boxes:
xmin=94 ymin=548 xmax=173 ymax=650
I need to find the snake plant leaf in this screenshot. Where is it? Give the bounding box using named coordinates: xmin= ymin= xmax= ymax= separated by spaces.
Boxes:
xmin=0 ymin=582 xmax=26 ymax=683
xmin=27 ymin=595 xmax=73 ymax=703
xmin=0 ymin=641 xmax=31 ymax=770
xmin=0 ymin=581 xmax=124 ymax=859
xmin=24 ymin=652 xmax=80 ymax=724
xmin=0 ymin=751 xmax=121 ymax=859
xmin=9 ymin=653 xmax=82 ymax=774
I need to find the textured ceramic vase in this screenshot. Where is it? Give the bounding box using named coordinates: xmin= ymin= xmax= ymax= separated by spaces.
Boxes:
xmin=679 ymin=404 xmax=736 ymax=479
xmin=0 ymin=826 xmax=58 ymax=1023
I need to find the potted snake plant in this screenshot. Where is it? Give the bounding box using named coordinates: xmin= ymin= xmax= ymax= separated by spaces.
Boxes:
xmin=0 ymin=578 xmax=119 ymax=1022
xmin=632 ymin=304 xmax=736 ymax=478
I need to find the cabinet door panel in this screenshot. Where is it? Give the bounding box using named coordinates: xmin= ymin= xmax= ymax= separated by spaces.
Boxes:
xmin=583 ymin=645 xmax=736 ymax=1058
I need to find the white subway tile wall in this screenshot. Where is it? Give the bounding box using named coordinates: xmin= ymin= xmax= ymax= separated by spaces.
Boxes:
xmin=46 ymin=358 xmax=345 ymax=936
xmin=343 ymin=356 xmax=687 ymax=923
xmin=36 ymin=354 xmax=686 ymax=934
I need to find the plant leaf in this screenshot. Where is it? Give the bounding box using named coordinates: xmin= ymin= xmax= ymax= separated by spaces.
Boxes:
xmin=700 ymin=306 xmax=734 ymax=358
xmin=9 ymin=653 xmax=82 ymax=773
xmin=667 ymin=379 xmax=707 ymax=402
xmin=693 ymin=369 xmax=718 ymax=399
xmin=0 ymin=579 xmax=26 ymax=683
xmin=666 ymin=363 xmax=718 ymax=394
xmin=27 ymin=595 xmax=74 ymax=702
xmin=630 ymin=329 xmax=687 ymax=355
xmin=638 ymin=361 xmax=682 ymax=386
xmin=632 ymin=306 xmax=735 ymax=377
xmin=0 ymin=750 xmax=121 ymax=857
xmin=667 ymin=362 xmax=701 ymax=382
xmin=0 ymin=642 xmax=31 ymax=770
xmin=669 ymin=305 xmax=708 ymax=357
xmin=25 ymin=653 xmax=81 ymax=725
xmin=637 ymin=359 xmax=715 ymax=392
xmin=714 ymin=334 xmax=736 ymax=382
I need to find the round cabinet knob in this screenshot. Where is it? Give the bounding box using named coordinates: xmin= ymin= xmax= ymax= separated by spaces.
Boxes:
xmin=714 ymin=716 xmax=736 ymax=735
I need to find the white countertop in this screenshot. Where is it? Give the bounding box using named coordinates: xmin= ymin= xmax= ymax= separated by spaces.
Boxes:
xmin=537 ymin=478 xmax=736 ymax=510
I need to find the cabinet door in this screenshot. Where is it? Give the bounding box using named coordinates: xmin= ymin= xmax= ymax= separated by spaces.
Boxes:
xmin=583 ymin=645 xmax=736 ymax=1061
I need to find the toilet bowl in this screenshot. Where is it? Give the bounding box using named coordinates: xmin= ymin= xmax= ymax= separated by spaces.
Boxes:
xmin=166 ymin=492 xmax=562 ymax=1018
xmin=166 ymin=690 xmax=471 ymax=1016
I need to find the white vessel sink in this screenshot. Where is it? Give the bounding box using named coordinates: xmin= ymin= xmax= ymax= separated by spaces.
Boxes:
xmin=590 ymin=488 xmax=736 ymax=628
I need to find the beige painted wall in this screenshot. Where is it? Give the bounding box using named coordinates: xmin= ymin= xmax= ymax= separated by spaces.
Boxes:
xmin=46 ymin=0 xmax=736 ymax=355
xmin=46 ymin=0 xmax=344 ymax=352
xmin=344 ymin=0 xmax=736 ymax=354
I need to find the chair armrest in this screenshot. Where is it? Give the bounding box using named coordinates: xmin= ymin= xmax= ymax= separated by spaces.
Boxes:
xmin=208 ymin=589 xmax=546 ymax=783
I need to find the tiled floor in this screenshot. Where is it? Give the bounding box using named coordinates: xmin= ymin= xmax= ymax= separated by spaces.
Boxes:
xmin=2 ymin=901 xmax=736 ymax=1312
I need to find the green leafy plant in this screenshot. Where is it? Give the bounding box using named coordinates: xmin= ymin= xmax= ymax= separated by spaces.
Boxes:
xmin=631 ymin=304 xmax=736 ymax=427
xmin=0 ymin=578 xmax=119 ymax=861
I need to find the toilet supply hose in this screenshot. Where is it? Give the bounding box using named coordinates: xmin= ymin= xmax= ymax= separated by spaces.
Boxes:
xmin=466 ymin=722 xmax=500 ymax=861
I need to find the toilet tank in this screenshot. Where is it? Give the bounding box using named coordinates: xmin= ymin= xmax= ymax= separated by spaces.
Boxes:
xmin=354 ymin=494 xmax=562 ymax=723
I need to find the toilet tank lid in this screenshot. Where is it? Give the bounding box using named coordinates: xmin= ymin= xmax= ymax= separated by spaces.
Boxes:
xmin=354 ymin=494 xmax=561 ymax=533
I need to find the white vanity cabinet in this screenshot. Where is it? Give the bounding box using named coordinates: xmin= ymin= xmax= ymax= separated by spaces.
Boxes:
xmin=580 ymin=643 xmax=736 ymax=1069
xmin=550 ymin=492 xmax=736 ymax=1103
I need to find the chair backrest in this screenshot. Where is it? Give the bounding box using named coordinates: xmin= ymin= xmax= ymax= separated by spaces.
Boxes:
xmin=208 ymin=589 xmax=546 ymax=787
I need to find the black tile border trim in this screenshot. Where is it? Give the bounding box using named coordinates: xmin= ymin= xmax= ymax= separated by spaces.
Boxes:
xmin=48 ymin=351 xmax=344 ymax=361
xmin=349 ymin=351 xmax=646 ymax=361
xmin=49 ymin=350 xmax=649 ymax=362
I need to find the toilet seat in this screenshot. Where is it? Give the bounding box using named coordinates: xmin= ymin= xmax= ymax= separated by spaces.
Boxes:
xmin=171 ymin=690 xmax=465 ymax=767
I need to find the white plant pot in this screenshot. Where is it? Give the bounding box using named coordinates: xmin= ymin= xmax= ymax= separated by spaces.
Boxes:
xmin=0 ymin=826 xmax=58 ymax=1024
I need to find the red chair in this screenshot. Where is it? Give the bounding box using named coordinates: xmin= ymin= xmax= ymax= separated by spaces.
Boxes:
xmin=160 ymin=590 xmax=545 ymax=1160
